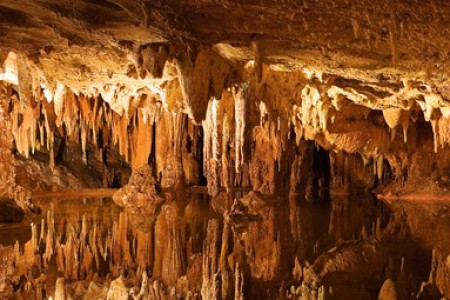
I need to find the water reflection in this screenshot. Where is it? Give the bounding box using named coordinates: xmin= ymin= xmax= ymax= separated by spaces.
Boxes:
xmin=0 ymin=192 xmax=448 ymax=299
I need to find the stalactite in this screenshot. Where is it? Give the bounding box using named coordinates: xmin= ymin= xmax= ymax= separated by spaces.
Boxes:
xmin=203 ymin=99 xmax=220 ymax=195
xmin=233 ymin=88 xmax=246 ymax=176
xmin=429 ymin=116 xmax=450 ymax=152
xmin=382 ymin=108 xmax=410 ymax=143
xmin=182 ymin=120 xmax=199 ymax=185
xmin=176 ymin=50 xmax=232 ymax=124
xmin=4 ymin=54 xmax=450 ymax=200
xmin=16 ymin=54 xmax=34 ymax=106
xmin=131 ymin=109 xmax=153 ymax=170
xmin=53 ymin=83 xmax=67 ymax=120
xmin=289 ymin=141 xmax=314 ymax=202
xmin=137 ymin=44 xmax=169 ymax=79
xmin=114 ymin=113 xmax=130 ymax=162
xmin=11 ymin=100 xmax=28 ymax=157
xmin=60 ymin=89 xmax=79 ymax=135
xmin=154 ymin=109 xmax=185 ymax=188
xmin=250 ymin=119 xmax=277 ymax=194
xmin=300 ymin=84 xmax=325 ymax=140
xmin=172 ymin=112 xmax=186 ymax=186
xmin=221 ymin=114 xmax=231 ymax=192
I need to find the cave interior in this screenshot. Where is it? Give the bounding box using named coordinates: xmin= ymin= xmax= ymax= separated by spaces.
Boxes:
xmin=1 ymin=1 xmax=450 ymax=299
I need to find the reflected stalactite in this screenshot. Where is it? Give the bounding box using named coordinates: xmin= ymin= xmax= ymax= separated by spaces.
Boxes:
xmin=237 ymin=192 xmax=282 ymax=281
xmin=201 ymin=219 xmax=222 ymax=300
xmin=153 ymin=201 xmax=185 ymax=286
xmin=2 ymin=188 xmax=450 ymax=299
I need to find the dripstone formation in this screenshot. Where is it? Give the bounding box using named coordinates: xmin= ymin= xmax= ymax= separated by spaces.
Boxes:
xmin=1 ymin=1 xmax=450 ymax=299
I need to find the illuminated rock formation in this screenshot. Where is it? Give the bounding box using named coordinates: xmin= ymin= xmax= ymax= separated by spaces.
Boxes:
xmin=1 ymin=0 xmax=450 ymax=299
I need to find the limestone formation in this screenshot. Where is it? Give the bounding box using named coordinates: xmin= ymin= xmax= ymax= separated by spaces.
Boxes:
xmin=1 ymin=1 xmax=450 ymax=299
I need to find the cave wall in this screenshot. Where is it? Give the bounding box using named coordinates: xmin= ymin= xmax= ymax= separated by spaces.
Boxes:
xmin=2 ymin=48 xmax=450 ymax=209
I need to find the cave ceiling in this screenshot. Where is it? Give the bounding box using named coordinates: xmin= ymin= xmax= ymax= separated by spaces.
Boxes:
xmin=1 ymin=0 xmax=449 ymax=92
